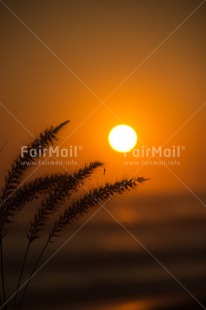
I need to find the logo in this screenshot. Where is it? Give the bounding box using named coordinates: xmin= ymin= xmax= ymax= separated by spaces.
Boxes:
xmin=123 ymin=145 xmax=185 ymax=166
xmin=20 ymin=145 xmax=83 ymax=166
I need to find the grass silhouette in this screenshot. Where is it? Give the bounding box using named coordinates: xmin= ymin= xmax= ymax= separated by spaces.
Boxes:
xmin=0 ymin=121 xmax=147 ymax=310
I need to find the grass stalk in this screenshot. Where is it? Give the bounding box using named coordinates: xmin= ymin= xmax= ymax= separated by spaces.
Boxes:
xmin=0 ymin=228 xmax=7 ymax=310
xmin=18 ymin=177 xmax=147 ymax=309
xmin=0 ymin=120 xmax=148 ymax=310
xmin=13 ymin=243 xmax=30 ymax=310
xmin=0 ymin=120 xmax=69 ymax=309
xmin=17 ymin=238 xmax=50 ymax=310
xmin=14 ymin=162 xmax=103 ymax=309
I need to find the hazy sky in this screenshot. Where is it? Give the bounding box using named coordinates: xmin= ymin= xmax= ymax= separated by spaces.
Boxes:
xmin=0 ymin=0 xmax=205 ymax=195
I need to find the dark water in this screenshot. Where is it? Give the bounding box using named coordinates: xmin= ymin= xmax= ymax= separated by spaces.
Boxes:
xmin=2 ymin=193 xmax=206 ymax=309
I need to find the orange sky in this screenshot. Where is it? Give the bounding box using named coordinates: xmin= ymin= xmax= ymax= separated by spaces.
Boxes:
xmin=0 ymin=0 xmax=205 ymax=195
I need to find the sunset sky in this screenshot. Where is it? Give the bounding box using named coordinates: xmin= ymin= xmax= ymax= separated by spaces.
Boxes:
xmin=1 ymin=2 xmax=206 ymax=309
xmin=0 ymin=0 xmax=205 ymax=196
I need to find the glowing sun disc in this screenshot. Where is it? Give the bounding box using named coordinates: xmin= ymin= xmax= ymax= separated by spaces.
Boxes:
xmin=108 ymin=125 xmax=138 ymax=152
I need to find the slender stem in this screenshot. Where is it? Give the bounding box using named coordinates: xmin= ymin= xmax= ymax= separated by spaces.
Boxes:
xmin=0 ymin=226 xmax=7 ymax=310
xmin=13 ymin=242 xmax=31 ymax=310
xmin=18 ymin=238 xmax=50 ymax=310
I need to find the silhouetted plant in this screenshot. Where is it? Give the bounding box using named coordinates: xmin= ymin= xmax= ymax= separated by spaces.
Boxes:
xmin=0 ymin=121 xmax=69 ymax=310
xmin=0 ymin=121 xmax=147 ymax=310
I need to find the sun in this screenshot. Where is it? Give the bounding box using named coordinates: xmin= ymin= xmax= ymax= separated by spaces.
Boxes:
xmin=108 ymin=124 xmax=138 ymax=153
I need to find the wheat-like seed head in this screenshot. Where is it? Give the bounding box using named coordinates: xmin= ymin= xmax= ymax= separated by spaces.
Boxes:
xmin=0 ymin=120 xmax=69 ymax=204
xmin=49 ymin=177 xmax=148 ymax=240
xmin=27 ymin=162 xmax=103 ymax=243
xmin=1 ymin=174 xmax=71 ymax=235
xmin=0 ymin=121 xmax=69 ymax=236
